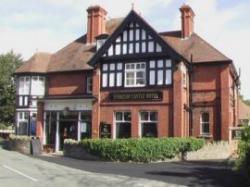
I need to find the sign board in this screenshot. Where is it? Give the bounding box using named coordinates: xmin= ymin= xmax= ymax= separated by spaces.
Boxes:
xmin=109 ymin=91 xmax=163 ymax=102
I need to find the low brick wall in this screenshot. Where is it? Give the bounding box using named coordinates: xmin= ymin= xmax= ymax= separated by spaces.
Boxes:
xmin=8 ymin=139 xmax=31 ymax=155
xmin=63 ymin=144 xmax=100 ymax=160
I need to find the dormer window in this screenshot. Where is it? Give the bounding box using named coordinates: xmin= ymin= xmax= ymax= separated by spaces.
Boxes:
xmin=96 ymin=34 xmax=109 ymax=50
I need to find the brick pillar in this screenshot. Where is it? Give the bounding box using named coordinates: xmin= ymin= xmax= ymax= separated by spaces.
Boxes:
xmin=173 ymin=62 xmax=185 ymax=137
xmin=131 ymin=109 xmax=139 ymax=138
xmin=36 ymin=101 xmax=44 ymax=143
xmin=92 ymin=67 xmax=100 ymax=138
xmin=220 ymin=65 xmax=230 ymax=140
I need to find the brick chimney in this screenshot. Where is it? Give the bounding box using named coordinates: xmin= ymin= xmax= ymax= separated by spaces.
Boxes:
xmin=180 ymin=4 xmax=195 ymax=38
xmin=87 ymin=5 xmax=107 ymax=44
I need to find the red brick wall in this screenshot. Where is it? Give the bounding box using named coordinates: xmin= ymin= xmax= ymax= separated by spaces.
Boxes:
xmin=36 ymin=101 xmax=44 ymax=143
xmin=47 ymin=72 xmax=88 ymax=96
xmin=190 ymin=64 xmax=238 ymax=140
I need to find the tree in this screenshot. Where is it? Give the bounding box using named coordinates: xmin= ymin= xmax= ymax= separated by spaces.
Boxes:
xmin=0 ymin=51 xmax=22 ymax=127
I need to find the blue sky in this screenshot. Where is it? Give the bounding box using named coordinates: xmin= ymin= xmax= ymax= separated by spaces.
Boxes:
xmin=0 ymin=0 xmax=250 ymax=99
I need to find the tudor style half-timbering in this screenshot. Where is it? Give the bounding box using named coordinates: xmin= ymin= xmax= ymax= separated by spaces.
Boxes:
xmin=15 ymin=4 xmax=240 ymax=151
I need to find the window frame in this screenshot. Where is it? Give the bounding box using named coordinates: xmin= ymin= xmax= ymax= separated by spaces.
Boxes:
xmin=114 ymin=111 xmax=132 ymax=139
xmin=124 ymin=62 xmax=146 ymax=87
xmin=86 ymin=75 xmax=93 ymax=94
xmin=200 ymin=112 xmax=210 ymax=136
xmin=139 ymin=111 xmax=158 ymax=138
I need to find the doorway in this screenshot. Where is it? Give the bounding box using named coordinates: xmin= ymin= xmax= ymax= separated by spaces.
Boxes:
xmin=59 ymin=121 xmax=77 ymax=150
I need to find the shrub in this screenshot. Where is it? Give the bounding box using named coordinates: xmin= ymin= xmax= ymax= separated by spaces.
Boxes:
xmin=65 ymin=137 xmax=205 ymax=163
xmin=0 ymin=123 xmax=7 ymax=130
xmin=237 ymin=125 xmax=250 ymax=177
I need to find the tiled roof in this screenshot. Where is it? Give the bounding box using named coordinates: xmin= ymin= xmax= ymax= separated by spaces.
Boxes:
xmin=15 ymin=52 xmax=51 ymax=74
xmin=16 ymin=17 xmax=232 ymax=74
xmin=239 ymin=99 xmax=250 ymax=120
xmin=48 ymin=17 xmax=124 ymax=73
xmin=160 ymin=31 xmax=231 ymax=63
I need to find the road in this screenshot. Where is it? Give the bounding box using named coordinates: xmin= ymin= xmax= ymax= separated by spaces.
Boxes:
xmin=0 ymin=146 xmax=249 ymax=187
xmin=0 ymin=147 xmax=178 ymax=187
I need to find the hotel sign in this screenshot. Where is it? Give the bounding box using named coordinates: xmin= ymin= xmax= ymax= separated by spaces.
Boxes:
xmin=110 ymin=91 xmax=163 ymax=101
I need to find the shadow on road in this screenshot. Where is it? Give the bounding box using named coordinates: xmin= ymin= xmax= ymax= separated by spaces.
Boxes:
xmin=35 ymin=154 xmax=250 ymax=187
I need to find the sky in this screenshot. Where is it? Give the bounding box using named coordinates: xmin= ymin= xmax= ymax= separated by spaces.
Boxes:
xmin=0 ymin=0 xmax=250 ymax=99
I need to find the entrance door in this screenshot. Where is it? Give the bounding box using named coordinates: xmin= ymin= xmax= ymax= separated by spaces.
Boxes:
xmin=59 ymin=121 xmax=77 ymax=150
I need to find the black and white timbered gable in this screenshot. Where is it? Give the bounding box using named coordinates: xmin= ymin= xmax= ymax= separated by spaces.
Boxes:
xmin=89 ymin=10 xmax=182 ymax=89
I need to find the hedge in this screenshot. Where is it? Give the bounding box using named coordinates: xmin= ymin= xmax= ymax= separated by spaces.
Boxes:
xmin=65 ymin=137 xmax=205 ymax=163
xmin=237 ymin=125 xmax=250 ymax=177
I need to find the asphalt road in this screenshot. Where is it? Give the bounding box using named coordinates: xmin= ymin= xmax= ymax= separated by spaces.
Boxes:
xmin=0 ymin=147 xmax=179 ymax=187
xmin=0 ymin=145 xmax=249 ymax=187
xmin=37 ymin=154 xmax=250 ymax=187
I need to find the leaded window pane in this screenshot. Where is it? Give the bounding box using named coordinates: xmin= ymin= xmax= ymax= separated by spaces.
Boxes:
xmin=149 ymin=71 xmax=155 ymax=85
xmin=135 ymin=42 xmax=140 ymax=53
xmin=142 ymin=42 xmax=146 ymax=52
xmin=129 ymin=30 xmax=133 ymax=41
xmin=116 ymin=72 xmax=122 ymax=87
xmin=166 ymin=60 xmax=172 ymax=67
xmin=115 ymin=44 xmax=121 ymax=55
xmin=148 ymin=41 xmax=154 ymax=52
xmin=135 ymin=29 xmax=140 ymax=40
xmin=165 ymin=70 xmax=172 ymax=85
xmin=117 ymin=63 xmax=122 ymax=70
xmin=158 ymin=60 xmax=164 ymax=68
xmin=110 ymin=63 xmax=115 ymax=71
xmin=103 ymin=64 xmax=108 ymax=71
xmin=109 ymin=73 xmax=115 ymax=87
xmin=123 ymin=31 xmax=128 ymax=41
xmin=157 ymin=70 xmax=163 ymax=85
xmin=102 ymin=73 xmax=108 ymax=87
xmin=128 ymin=43 xmax=133 ymax=54
xmin=156 ymin=43 xmax=162 ymax=52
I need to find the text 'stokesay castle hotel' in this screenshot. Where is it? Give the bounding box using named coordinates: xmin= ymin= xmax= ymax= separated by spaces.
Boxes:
xmin=14 ymin=5 xmax=240 ymax=151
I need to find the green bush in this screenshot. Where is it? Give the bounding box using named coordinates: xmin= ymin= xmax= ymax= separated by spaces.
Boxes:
xmin=237 ymin=125 xmax=250 ymax=177
xmin=65 ymin=137 xmax=205 ymax=163
xmin=0 ymin=123 xmax=7 ymax=130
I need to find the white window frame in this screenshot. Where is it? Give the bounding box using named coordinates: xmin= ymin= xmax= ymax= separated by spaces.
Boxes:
xmin=114 ymin=111 xmax=131 ymax=139
xmin=125 ymin=62 xmax=146 ymax=87
xmin=200 ymin=112 xmax=210 ymax=136
xmin=139 ymin=111 xmax=158 ymax=138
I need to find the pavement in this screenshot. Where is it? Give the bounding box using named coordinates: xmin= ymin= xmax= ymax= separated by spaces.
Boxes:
xmin=0 ymin=146 xmax=249 ymax=187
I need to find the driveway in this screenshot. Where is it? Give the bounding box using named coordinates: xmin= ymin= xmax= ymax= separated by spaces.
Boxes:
xmin=0 ymin=146 xmax=249 ymax=187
